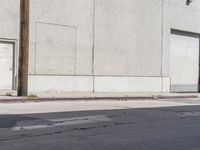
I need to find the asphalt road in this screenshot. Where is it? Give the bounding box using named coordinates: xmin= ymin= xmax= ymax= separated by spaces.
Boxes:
xmin=0 ymin=105 xmax=200 ymax=150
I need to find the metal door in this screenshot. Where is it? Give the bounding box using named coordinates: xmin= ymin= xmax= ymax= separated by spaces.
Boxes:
xmin=0 ymin=42 xmax=14 ymax=90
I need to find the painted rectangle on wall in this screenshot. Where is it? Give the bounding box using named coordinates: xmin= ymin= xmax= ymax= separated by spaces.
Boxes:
xmin=35 ymin=22 xmax=76 ymax=75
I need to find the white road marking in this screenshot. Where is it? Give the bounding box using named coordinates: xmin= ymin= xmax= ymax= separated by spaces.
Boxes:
xmin=48 ymin=115 xmax=110 ymax=122
xmin=12 ymin=115 xmax=111 ymax=131
xmin=178 ymin=111 xmax=200 ymax=117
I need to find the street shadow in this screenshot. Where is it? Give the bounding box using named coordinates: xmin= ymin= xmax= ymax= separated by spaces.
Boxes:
xmin=0 ymin=115 xmax=41 ymax=128
xmin=1 ymin=105 xmax=200 ymax=129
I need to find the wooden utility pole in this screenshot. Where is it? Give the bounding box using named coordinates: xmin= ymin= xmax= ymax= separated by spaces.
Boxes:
xmin=18 ymin=0 xmax=30 ymax=96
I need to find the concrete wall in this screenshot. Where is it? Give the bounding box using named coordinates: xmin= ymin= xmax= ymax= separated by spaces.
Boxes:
xmin=0 ymin=0 xmax=20 ymax=39
xmin=1 ymin=0 xmax=200 ymax=92
xmin=28 ymin=0 xmax=165 ymax=92
xmin=94 ymin=0 xmax=163 ymax=76
xmin=30 ymin=0 xmax=163 ymax=77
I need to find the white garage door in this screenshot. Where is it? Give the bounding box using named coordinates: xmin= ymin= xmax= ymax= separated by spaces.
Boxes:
xmin=170 ymin=30 xmax=199 ymax=92
xmin=0 ymin=42 xmax=14 ymax=90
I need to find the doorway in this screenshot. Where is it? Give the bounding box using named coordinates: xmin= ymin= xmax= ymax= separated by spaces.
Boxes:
xmin=0 ymin=41 xmax=15 ymax=90
xmin=170 ymin=30 xmax=200 ymax=92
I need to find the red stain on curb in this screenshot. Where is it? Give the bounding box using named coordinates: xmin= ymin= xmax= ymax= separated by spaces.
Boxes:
xmin=0 ymin=95 xmax=198 ymax=104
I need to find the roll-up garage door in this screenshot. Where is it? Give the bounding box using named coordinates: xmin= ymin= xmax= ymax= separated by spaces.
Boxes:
xmin=170 ymin=30 xmax=199 ymax=92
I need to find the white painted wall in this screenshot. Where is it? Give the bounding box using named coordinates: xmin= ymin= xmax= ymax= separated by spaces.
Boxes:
xmin=35 ymin=22 xmax=76 ymax=75
xmin=28 ymin=0 xmax=166 ymax=92
xmin=0 ymin=0 xmax=20 ymax=39
xmin=94 ymin=0 xmax=162 ymax=76
xmin=1 ymin=0 xmax=200 ymax=92
xmin=28 ymin=75 xmax=93 ymax=92
xmin=29 ymin=0 xmax=163 ymax=77
xmin=28 ymin=76 xmax=170 ymax=93
xmin=94 ymin=77 xmax=170 ymax=92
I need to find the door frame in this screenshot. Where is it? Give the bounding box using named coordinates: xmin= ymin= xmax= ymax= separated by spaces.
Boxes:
xmin=170 ymin=29 xmax=200 ymax=93
xmin=0 ymin=38 xmax=18 ymax=90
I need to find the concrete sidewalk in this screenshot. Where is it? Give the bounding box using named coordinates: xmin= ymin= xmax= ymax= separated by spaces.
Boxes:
xmin=0 ymin=98 xmax=200 ymax=115
xmin=0 ymin=92 xmax=200 ymax=115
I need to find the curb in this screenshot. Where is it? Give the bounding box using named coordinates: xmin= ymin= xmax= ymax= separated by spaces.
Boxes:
xmin=0 ymin=95 xmax=198 ymax=103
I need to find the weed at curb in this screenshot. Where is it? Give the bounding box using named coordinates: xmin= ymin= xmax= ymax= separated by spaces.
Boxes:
xmin=5 ymin=92 xmax=12 ymax=96
xmin=27 ymin=94 xmax=38 ymax=99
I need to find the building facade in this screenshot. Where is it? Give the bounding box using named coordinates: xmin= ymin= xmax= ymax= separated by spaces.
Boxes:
xmin=0 ymin=0 xmax=200 ymax=93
